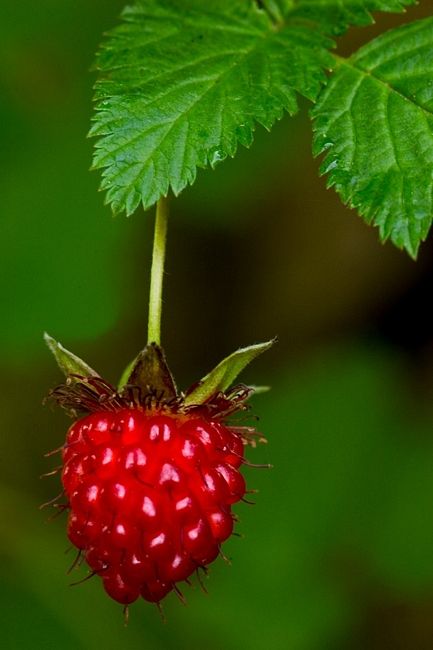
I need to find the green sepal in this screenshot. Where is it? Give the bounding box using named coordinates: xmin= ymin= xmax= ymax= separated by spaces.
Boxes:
xmin=118 ymin=358 xmax=136 ymax=392
xmin=247 ymin=385 xmax=271 ymax=395
xmin=44 ymin=333 xmax=99 ymax=378
xmin=184 ymin=339 xmax=275 ymax=407
xmin=119 ymin=343 xmax=177 ymax=400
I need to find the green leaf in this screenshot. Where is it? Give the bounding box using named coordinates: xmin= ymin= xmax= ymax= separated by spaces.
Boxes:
xmin=92 ymin=0 xmax=416 ymax=216
xmin=289 ymin=0 xmax=415 ymax=35
xmin=92 ymin=0 xmax=416 ymax=217
xmin=184 ymin=338 xmax=275 ymax=406
xmin=44 ymin=333 xmax=99 ymax=378
xmin=91 ymin=0 xmax=335 ymax=215
xmin=312 ymin=17 xmax=433 ymax=258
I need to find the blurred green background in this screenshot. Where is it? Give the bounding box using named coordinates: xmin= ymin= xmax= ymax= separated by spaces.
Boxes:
xmin=2 ymin=1 xmax=433 ymax=648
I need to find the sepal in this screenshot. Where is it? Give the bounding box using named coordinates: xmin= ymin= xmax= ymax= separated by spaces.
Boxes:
xmin=119 ymin=343 xmax=177 ymax=401
xmin=184 ymin=338 xmax=275 ymax=407
xmin=44 ymin=333 xmax=99 ymax=379
xmin=247 ymin=385 xmax=271 ymax=395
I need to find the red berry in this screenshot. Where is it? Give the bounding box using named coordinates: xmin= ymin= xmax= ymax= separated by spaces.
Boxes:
xmin=61 ymin=410 xmax=247 ymax=606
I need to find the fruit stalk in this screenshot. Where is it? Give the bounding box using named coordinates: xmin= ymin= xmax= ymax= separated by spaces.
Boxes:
xmin=148 ymin=196 xmax=169 ymax=346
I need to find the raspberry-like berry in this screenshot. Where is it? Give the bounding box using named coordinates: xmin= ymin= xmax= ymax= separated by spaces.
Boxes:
xmin=45 ymin=338 xmax=272 ymax=610
xmin=62 ymin=409 xmax=247 ymax=605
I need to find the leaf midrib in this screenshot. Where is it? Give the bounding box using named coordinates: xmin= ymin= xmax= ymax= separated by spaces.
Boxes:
xmin=332 ymin=53 xmax=433 ymax=119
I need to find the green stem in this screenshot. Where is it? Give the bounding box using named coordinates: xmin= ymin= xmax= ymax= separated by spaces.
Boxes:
xmin=147 ymin=196 xmax=169 ymax=345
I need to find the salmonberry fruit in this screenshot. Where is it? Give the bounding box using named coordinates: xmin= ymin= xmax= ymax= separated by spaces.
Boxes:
xmin=63 ymin=409 xmax=246 ymax=605
xmin=45 ymin=337 xmax=272 ymax=609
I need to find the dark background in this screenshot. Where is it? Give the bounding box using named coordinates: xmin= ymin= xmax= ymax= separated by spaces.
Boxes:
xmin=2 ymin=1 xmax=433 ymax=648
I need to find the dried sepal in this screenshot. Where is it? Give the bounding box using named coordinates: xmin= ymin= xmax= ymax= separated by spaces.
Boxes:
xmin=120 ymin=343 xmax=177 ymax=400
